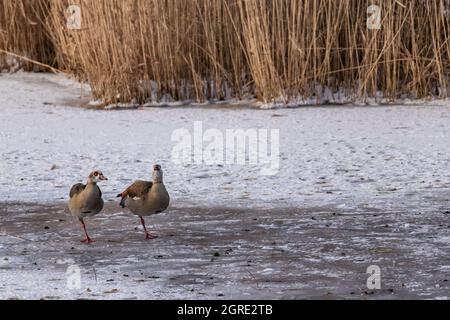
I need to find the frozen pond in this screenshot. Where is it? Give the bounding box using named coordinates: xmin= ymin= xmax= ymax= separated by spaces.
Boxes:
xmin=0 ymin=201 xmax=449 ymax=299
xmin=0 ymin=72 xmax=449 ymax=299
xmin=1 ymin=73 xmax=450 ymax=211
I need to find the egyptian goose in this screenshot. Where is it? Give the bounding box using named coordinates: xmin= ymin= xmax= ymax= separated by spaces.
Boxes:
xmin=117 ymin=164 xmax=170 ymax=239
xmin=68 ymin=170 xmax=108 ymax=243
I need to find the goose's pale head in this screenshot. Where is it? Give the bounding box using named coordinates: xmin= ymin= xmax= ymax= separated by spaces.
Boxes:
xmin=152 ymin=164 xmax=163 ymax=183
xmin=88 ymin=170 xmax=108 ymax=183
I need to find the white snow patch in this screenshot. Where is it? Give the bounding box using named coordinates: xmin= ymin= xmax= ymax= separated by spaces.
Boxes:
xmin=1 ymin=72 xmax=450 ymax=211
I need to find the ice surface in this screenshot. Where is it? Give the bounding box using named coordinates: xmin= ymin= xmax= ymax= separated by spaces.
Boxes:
xmin=1 ymin=72 xmax=450 ymax=211
xmin=0 ymin=72 xmax=449 ymax=299
xmin=0 ymin=203 xmax=449 ymax=299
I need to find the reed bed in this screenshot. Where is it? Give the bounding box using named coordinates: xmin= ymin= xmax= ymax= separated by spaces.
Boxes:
xmin=1 ymin=0 xmax=450 ymax=105
xmin=0 ymin=0 xmax=54 ymax=71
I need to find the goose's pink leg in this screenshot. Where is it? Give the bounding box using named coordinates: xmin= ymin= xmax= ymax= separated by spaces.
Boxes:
xmin=80 ymin=219 xmax=93 ymax=243
xmin=140 ymin=217 xmax=157 ymax=240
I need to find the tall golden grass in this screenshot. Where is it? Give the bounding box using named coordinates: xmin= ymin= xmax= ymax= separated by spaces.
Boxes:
xmin=1 ymin=0 xmax=450 ymax=104
xmin=0 ymin=0 xmax=54 ymax=71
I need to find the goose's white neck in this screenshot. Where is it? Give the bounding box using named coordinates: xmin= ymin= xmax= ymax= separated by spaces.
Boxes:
xmin=152 ymin=170 xmax=163 ymax=184
xmin=87 ymin=178 xmax=98 ymax=185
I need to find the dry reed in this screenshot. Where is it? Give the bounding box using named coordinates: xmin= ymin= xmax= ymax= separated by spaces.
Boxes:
xmin=1 ymin=0 xmax=450 ymax=105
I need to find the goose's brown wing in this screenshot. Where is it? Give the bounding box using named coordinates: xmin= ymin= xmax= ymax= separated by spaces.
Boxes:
xmin=126 ymin=180 xmax=153 ymax=198
xmin=117 ymin=180 xmax=153 ymax=208
xmin=70 ymin=183 xmax=86 ymax=198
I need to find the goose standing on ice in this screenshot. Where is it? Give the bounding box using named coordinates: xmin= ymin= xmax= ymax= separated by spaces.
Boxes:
xmin=117 ymin=164 xmax=170 ymax=239
xmin=68 ymin=170 xmax=108 ymax=243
